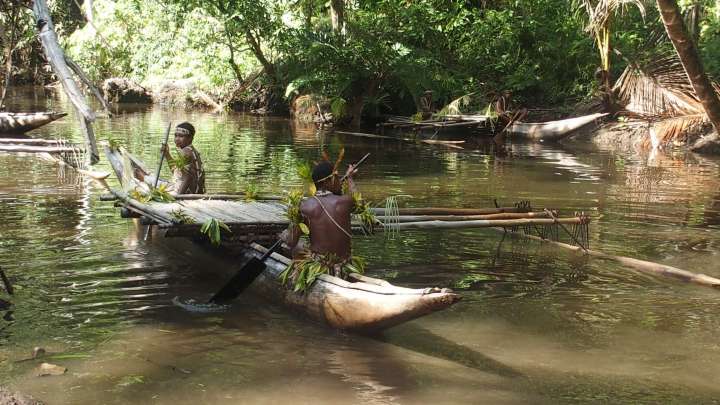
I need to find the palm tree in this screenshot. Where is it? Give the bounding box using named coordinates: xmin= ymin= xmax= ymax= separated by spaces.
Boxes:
xmin=578 ymin=0 xmax=645 ymax=107
xmin=656 ymin=0 xmax=720 ymax=132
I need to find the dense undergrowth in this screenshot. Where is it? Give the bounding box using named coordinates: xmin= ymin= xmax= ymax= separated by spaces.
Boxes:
xmin=4 ymin=0 xmax=720 ymax=123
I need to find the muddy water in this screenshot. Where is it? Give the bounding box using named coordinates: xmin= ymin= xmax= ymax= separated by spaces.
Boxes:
xmin=1 ymin=87 xmax=719 ymax=404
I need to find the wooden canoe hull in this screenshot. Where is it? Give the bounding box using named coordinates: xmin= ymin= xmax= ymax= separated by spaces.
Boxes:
xmin=0 ymin=112 xmax=68 ymax=134
xmin=244 ymin=244 xmax=461 ymax=333
xmin=508 ymin=113 xmax=608 ymax=141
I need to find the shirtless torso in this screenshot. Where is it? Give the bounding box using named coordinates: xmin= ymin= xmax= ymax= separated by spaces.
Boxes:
xmin=300 ymin=193 xmax=354 ymax=259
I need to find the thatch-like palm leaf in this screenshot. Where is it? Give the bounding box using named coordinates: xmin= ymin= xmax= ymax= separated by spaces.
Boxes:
xmin=614 ymin=53 xmax=713 ymax=145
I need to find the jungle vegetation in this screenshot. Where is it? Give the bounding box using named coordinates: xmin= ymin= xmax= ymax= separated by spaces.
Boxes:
xmin=3 ymin=0 xmax=720 ymax=132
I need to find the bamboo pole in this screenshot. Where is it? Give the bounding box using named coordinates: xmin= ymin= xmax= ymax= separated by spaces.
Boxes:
xmin=380 ymin=218 xmax=583 ymax=231
xmin=334 ymin=131 xmax=465 ymax=148
xmin=372 ymin=207 xmax=524 ymax=216
xmin=0 ymin=138 xmax=66 ymax=144
xmin=33 ymin=0 xmax=99 ymax=164
xmin=98 ymin=193 xmax=283 ymax=202
xmin=375 ymin=212 xmax=551 ymax=222
xmin=105 ymin=188 xmax=174 ymax=226
xmin=0 ymin=145 xmax=84 ymax=153
xmin=498 ymin=228 xmax=720 ymax=289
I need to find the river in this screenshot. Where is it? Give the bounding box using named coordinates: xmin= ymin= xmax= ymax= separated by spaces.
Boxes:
xmin=1 ymin=87 xmax=719 ymax=404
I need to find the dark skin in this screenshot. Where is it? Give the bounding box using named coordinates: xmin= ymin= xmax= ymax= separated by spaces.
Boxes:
xmin=285 ymin=164 xmax=358 ymax=260
xmin=135 ymin=127 xmax=199 ymax=194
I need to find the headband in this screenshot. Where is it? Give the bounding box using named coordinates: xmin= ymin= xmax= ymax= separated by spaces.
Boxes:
xmin=175 ymin=127 xmax=191 ymax=136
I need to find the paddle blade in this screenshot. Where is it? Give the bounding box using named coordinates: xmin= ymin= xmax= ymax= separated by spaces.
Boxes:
xmin=208 ymin=258 xmax=267 ymax=304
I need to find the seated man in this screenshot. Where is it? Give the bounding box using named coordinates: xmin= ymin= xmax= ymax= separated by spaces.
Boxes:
xmin=283 ymin=160 xmax=359 ymax=280
xmin=136 ymin=122 xmax=205 ymax=195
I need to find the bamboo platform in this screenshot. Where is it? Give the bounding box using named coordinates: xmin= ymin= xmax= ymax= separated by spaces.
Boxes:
xmin=109 ymin=189 xmax=290 ymax=243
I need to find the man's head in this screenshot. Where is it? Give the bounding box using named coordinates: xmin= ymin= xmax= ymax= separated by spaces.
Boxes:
xmin=312 ymin=161 xmax=340 ymax=194
xmin=174 ymin=122 xmax=195 ymax=148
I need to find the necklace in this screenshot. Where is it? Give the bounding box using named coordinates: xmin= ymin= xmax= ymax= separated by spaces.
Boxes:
xmin=315 ymin=190 xmax=333 ymax=197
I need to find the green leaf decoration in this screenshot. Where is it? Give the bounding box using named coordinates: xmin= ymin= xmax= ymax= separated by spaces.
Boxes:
xmin=298 ymin=223 xmax=310 ymax=235
xmin=200 ymin=217 xmax=231 ymax=246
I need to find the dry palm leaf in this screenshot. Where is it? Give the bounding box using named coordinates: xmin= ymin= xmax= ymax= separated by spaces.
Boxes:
xmin=613 ymin=52 xmax=714 ymax=146
xmin=614 ymin=54 xmax=702 ymax=118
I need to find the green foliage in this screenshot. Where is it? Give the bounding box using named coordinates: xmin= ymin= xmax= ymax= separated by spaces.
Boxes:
xmin=351 ymin=192 xmax=376 ymax=234
xmin=283 ymin=189 xmax=306 ymax=228
xmin=280 ymin=253 xmax=365 ymax=292
xmin=64 ymin=0 xmax=250 ymax=88
xmin=170 ymin=208 xmax=194 ymax=224
xmin=168 ymin=152 xmax=190 ymax=172
xmin=51 ymin=0 xmax=720 ymax=118
xmin=200 ymin=217 xmax=231 ymax=246
xmin=244 ymin=182 xmax=260 ymax=201
xmin=129 ymin=184 xmax=175 ymax=203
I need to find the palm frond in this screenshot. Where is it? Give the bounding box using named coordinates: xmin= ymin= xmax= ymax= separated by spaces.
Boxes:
xmin=436 ymin=93 xmax=474 ymax=117
xmin=614 ymin=54 xmax=703 ymax=118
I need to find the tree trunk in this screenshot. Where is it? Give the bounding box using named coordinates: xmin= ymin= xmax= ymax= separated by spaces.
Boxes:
xmin=0 ymin=4 xmax=19 ymax=110
xmin=224 ymin=26 xmax=243 ymax=83
xmin=330 ymin=0 xmax=345 ymax=34
xmin=84 ymin=0 xmax=94 ymax=24
xmin=33 ymin=0 xmax=99 ymax=164
xmin=244 ymin=30 xmax=276 ymax=81
xmin=657 ymin=0 xmax=720 ymax=132
xmin=347 ymin=78 xmax=379 ymax=127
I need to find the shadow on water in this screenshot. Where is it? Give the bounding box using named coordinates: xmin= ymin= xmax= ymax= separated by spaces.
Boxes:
xmin=374 ymin=323 xmax=524 ymax=379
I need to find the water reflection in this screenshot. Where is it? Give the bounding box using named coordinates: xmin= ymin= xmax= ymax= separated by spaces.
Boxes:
xmin=1 ymin=86 xmax=720 ymax=402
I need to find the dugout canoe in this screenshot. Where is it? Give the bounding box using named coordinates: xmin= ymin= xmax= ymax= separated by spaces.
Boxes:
xmin=0 ymin=112 xmax=67 ymax=134
xmin=102 ymin=146 xmax=462 ymax=332
xmin=508 ymin=113 xmax=608 ymax=141
xmin=242 ymin=243 xmax=461 ymax=332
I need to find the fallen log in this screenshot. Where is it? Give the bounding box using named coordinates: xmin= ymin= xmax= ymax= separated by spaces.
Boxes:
xmin=33 ymin=0 xmax=99 ymax=164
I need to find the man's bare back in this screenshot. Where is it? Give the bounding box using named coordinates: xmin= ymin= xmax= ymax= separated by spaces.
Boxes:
xmin=300 ymin=193 xmax=354 ymax=259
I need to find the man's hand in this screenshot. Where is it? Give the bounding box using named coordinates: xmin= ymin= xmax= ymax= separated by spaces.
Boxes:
xmin=160 ymin=143 xmax=170 ymax=155
xmin=344 ymin=163 xmax=357 ymax=179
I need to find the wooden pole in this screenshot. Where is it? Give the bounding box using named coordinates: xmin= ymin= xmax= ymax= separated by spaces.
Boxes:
xmin=0 ymin=138 xmax=67 ymax=144
xmin=99 ymin=193 xmax=284 ymax=202
xmin=33 ymin=0 xmax=99 ymax=164
xmin=372 ymin=207 xmax=525 ymax=216
xmin=65 ymin=56 xmax=112 ymax=115
xmin=381 ymin=218 xmax=584 ymax=231
xmin=375 ymin=212 xmax=551 ymax=222
xmin=0 ymin=267 xmax=13 ymax=295
xmin=0 ymin=145 xmax=84 ymax=153
xmin=499 ymin=228 xmax=720 ymax=289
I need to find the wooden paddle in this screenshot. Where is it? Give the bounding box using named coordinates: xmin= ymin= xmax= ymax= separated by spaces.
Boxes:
xmin=153 ymin=122 xmax=173 ymax=189
xmin=208 ymin=239 xmax=283 ymax=304
xmin=144 ymin=122 xmax=172 ymax=241
xmin=208 ymin=153 xmax=371 ymax=304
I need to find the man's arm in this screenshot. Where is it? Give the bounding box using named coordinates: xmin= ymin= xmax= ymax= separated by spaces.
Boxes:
xmin=344 ymin=163 xmax=359 ymax=195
